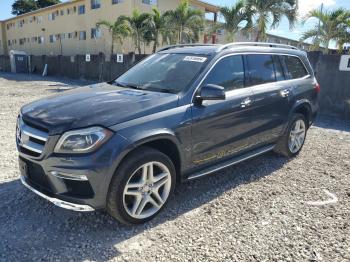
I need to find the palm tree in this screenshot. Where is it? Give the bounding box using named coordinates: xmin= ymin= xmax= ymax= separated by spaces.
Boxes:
xmin=220 ymin=0 xmax=252 ymax=42
xmin=246 ymin=0 xmax=298 ymax=42
xmin=164 ymin=0 xmax=204 ymax=44
xmin=119 ymin=10 xmax=152 ymax=55
xmin=96 ymin=19 xmax=131 ymax=55
xmin=148 ymin=8 xmax=167 ymax=53
xmin=301 ymin=8 xmax=350 ymax=53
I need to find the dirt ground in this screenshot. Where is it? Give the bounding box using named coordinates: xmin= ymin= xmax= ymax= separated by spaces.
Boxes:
xmin=0 ymin=73 xmax=349 ymax=261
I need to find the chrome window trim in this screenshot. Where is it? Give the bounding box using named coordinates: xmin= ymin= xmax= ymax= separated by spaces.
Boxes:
xmin=191 ymin=52 xmax=311 ymax=103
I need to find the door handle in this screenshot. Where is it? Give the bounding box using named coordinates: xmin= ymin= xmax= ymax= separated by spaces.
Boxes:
xmin=280 ymin=89 xmax=290 ymax=98
xmin=241 ymin=97 xmax=252 ymax=108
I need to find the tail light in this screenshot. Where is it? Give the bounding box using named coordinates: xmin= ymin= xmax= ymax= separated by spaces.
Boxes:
xmin=315 ymin=82 xmax=320 ymax=93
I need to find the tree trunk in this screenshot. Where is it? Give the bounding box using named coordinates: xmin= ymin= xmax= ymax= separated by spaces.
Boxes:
xmin=255 ymin=30 xmax=261 ymax=42
xmin=152 ymin=33 xmax=158 ymax=53
xmin=325 ymin=39 xmax=330 ymax=54
xmin=111 ymin=35 xmax=115 ymax=56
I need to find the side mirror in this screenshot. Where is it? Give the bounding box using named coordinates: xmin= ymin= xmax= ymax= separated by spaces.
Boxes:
xmin=195 ymin=84 xmax=226 ymax=103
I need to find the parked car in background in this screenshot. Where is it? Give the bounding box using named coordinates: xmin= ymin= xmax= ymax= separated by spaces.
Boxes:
xmin=16 ymin=42 xmax=319 ymax=224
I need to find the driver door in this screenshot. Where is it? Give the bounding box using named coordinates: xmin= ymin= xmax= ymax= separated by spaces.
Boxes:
xmin=190 ymin=55 xmax=255 ymax=170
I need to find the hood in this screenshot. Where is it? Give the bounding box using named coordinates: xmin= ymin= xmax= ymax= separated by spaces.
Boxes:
xmin=21 ymin=83 xmax=179 ymax=135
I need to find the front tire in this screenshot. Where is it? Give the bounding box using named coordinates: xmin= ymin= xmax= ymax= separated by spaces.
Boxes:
xmin=274 ymin=113 xmax=307 ymax=157
xmin=107 ymin=147 xmax=176 ymax=225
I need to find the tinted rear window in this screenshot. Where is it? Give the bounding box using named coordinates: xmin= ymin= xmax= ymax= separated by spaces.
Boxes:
xmin=284 ymin=56 xmax=308 ymax=79
xmin=246 ymin=55 xmax=276 ymax=86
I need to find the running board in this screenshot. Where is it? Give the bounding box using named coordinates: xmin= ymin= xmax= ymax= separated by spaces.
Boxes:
xmin=187 ymin=145 xmax=275 ymax=181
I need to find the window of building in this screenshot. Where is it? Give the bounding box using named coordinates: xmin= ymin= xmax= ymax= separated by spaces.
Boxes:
xmin=283 ymin=56 xmax=309 ymax=79
xmin=31 ymin=37 xmax=37 ymax=43
xmin=203 ymin=55 xmax=245 ymax=92
xmin=19 ymin=38 xmax=25 ymax=45
xmin=38 ymin=36 xmax=44 ymax=44
xmin=142 ymin=0 xmax=157 ymax=5
xmin=78 ymin=5 xmax=85 ymax=14
xmin=91 ymin=0 xmax=101 ymax=9
xmin=49 ymin=35 xmax=56 ymax=43
xmin=91 ymin=28 xmax=102 ymax=39
xmin=49 ymin=13 xmax=55 ymax=21
xmin=112 ymin=0 xmax=124 ymax=4
xmin=246 ymin=54 xmax=276 ymax=86
xmin=8 ymin=40 xmax=11 ymax=46
xmin=37 ymin=16 xmax=43 ymax=24
xmin=79 ymin=31 xmax=86 ymax=40
xmin=68 ymin=32 xmax=73 ymax=39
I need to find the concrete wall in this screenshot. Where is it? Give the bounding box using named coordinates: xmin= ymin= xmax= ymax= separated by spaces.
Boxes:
xmin=0 ymin=53 xmax=146 ymax=82
xmin=308 ymin=52 xmax=350 ymax=119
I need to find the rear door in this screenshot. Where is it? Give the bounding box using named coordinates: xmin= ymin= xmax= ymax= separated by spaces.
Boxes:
xmin=190 ymin=55 xmax=255 ymax=169
xmin=245 ymin=54 xmax=292 ymax=146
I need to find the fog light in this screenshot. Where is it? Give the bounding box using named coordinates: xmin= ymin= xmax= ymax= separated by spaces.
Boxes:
xmin=50 ymin=171 xmax=88 ymax=181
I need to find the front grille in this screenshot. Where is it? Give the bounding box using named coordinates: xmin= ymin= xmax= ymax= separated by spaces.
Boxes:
xmin=16 ymin=116 xmax=49 ymax=157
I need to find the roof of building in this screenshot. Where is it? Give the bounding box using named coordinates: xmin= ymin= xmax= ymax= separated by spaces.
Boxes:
xmin=0 ymin=0 xmax=219 ymax=23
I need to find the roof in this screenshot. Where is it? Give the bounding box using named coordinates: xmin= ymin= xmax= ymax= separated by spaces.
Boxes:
xmin=1 ymin=0 xmax=219 ymax=23
xmin=1 ymin=0 xmax=82 ymax=23
xmin=192 ymin=0 xmax=220 ymax=13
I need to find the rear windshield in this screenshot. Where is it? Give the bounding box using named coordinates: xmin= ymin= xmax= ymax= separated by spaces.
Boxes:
xmin=115 ymin=53 xmax=209 ymax=93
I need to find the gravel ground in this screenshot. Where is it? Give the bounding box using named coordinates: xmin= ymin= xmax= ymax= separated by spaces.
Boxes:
xmin=0 ymin=72 xmax=349 ymax=262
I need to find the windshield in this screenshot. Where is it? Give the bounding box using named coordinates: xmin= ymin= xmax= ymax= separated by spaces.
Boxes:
xmin=114 ymin=53 xmax=209 ymax=93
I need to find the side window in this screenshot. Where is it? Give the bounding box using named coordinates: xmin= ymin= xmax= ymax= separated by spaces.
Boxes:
xmin=284 ymin=56 xmax=308 ymax=79
xmin=246 ymin=54 xmax=276 ymax=86
xmin=202 ymin=55 xmax=244 ymax=92
xmin=273 ymin=55 xmax=285 ymax=81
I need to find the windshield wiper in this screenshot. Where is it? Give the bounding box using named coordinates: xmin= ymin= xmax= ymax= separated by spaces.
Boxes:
xmin=114 ymin=81 xmax=141 ymax=90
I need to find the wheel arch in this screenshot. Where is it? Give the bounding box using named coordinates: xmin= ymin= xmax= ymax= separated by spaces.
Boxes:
xmin=117 ymin=132 xmax=183 ymax=184
xmin=290 ymin=100 xmax=312 ymax=127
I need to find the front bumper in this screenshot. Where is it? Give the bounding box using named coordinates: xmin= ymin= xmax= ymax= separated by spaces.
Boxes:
xmin=20 ymin=176 xmax=94 ymax=212
xmin=17 ymin=132 xmax=132 ymax=211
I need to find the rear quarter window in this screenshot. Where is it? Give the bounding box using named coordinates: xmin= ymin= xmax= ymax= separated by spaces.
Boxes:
xmin=284 ymin=56 xmax=309 ymax=79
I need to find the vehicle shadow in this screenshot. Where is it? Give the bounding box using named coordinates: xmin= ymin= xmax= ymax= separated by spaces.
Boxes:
xmin=0 ymin=152 xmax=289 ymax=261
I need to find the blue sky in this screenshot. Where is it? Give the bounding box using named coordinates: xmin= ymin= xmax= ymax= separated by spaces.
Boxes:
xmin=1 ymin=0 xmax=350 ymax=46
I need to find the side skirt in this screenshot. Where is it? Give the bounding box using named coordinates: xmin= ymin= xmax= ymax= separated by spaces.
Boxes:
xmin=187 ymin=144 xmax=275 ymax=181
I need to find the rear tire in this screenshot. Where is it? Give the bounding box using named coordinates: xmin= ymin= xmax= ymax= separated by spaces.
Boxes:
xmin=107 ymin=147 xmax=176 ymax=225
xmin=274 ymin=113 xmax=307 ymax=157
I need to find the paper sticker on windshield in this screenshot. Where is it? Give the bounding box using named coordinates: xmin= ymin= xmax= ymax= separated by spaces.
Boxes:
xmin=183 ymin=56 xmax=207 ymax=63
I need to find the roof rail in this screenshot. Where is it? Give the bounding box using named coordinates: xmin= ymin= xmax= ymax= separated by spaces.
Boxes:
xmin=158 ymin=44 xmax=218 ymax=52
xmin=218 ymin=42 xmax=299 ymax=52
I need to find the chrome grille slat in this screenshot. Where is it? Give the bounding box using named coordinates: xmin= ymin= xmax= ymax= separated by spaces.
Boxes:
xmin=22 ymin=124 xmax=48 ymax=142
xmin=17 ymin=116 xmax=49 ymax=156
xmin=21 ymin=141 xmax=44 ymax=154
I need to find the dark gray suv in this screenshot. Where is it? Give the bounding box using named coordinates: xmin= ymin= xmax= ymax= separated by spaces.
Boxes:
xmin=17 ymin=43 xmax=319 ymax=224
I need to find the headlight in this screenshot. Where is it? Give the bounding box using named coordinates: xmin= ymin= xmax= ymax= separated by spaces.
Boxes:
xmin=54 ymin=127 xmax=113 ymax=154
